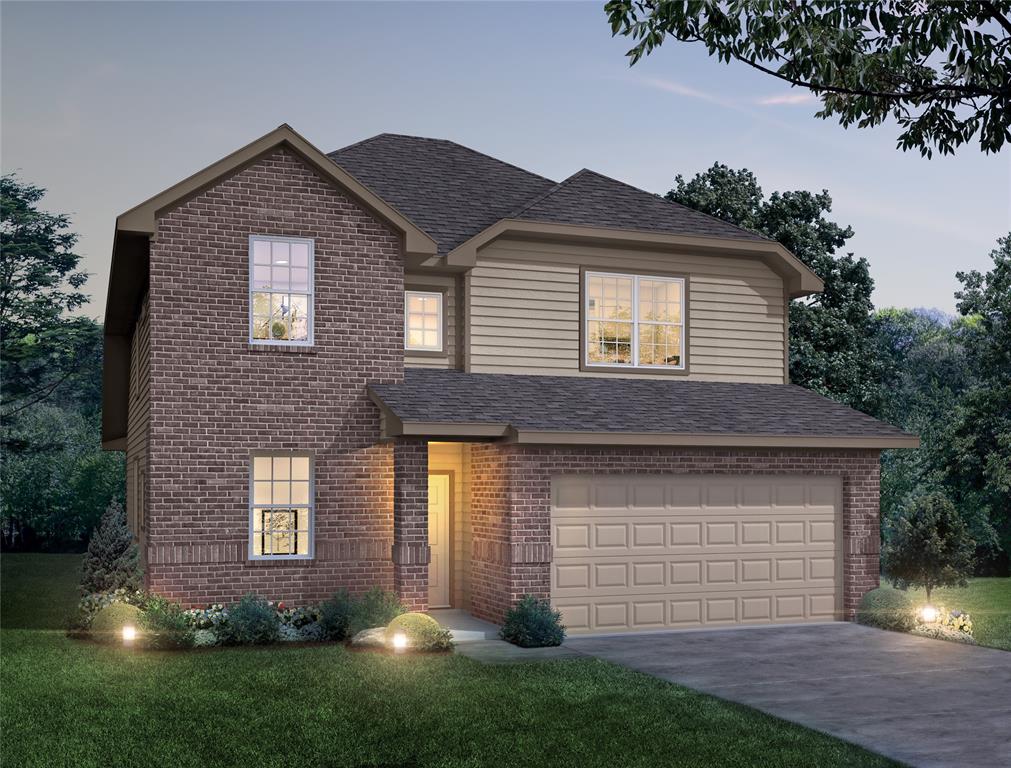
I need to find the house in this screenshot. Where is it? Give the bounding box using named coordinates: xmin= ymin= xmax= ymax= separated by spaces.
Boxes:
xmin=102 ymin=124 xmax=917 ymax=634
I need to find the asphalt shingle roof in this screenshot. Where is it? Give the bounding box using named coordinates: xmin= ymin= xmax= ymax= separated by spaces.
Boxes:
xmin=369 ymin=369 xmax=914 ymax=440
xmin=328 ymin=134 xmax=765 ymax=254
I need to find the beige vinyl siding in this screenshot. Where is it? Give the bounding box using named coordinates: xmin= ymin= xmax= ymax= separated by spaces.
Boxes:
xmin=466 ymin=240 xmax=786 ymax=383
xmin=126 ymin=295 xmax=151 ymax=552
xmin=428 ymin=442 xmax=471 ymax=608
xmin=404 ymin=272 xmax=457 ymax=369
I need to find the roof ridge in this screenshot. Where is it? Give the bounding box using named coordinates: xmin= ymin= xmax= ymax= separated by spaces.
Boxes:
xmin=506 ymin=169 xmax=591 ymax=219
xmin=329 ymin=133 xmax=556 ymax=186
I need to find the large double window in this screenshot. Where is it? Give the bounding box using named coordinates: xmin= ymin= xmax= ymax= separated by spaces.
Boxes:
xmin=250 ymin=453 xmax=313 ymax=559
xmin=585 ymin=271 xmax=685 ymax=370
xmin=249 ymin=235 xmax=313 ymax=346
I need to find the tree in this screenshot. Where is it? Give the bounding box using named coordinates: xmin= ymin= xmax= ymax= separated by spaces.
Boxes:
xmin=1 ymin=174 xmax=93 ymax=427
xmin=937 ymin=234 xmax=1011 ymax=567
xmin=605 ymin=1 xmax=1011 ymax=156
xmin=80 ymin=500 xmax=142 ymax=595
xmin=668 ymin=164 xmax=883 ymax=413
xmin=882 ymin=493 xmax=980 ymax=602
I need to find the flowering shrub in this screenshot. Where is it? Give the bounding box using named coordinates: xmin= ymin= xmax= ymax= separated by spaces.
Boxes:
xmin=183 ymin=603 xmax=230 ymax=632
xmin=912 ymin=624 xmax=978 ymax=645
xmin=192 ymin=629 xmax=218 ymax=647
xmin=918 ymin=605 xmax=973 ymax=636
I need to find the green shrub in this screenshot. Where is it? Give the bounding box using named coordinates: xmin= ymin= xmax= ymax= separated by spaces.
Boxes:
xmin=911 ymin=624 xmax=978 ymax=645
xmin=141 ymin=596 xmax=194 ymax=649
xmin=386 ymin=612 xmax=453 ymax=652
xmin=89 ymin=602 xmax=143 ymax=643
xmin=80 ymin=500 xmax=143 ymax=595
xmin=220 ymin=594 xmax=279 ymax=645
xmin=500 ymin=595 xmax=566 ymax=648
xmin=856 ymin=588 xmax=916 ymax=632
xmin=319 ymin=588 xmax=405 ymax=641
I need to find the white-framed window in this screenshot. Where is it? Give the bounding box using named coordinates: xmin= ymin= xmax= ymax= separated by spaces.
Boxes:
xmin=404 ymin=290 xmax=443 ymax=351
xmin=249 ymin=235 xmax=314 ymax=346
xmin=249 ymin=452 xmax=313 ymax=560
xmin=585 ymin=271 xmax=685 ymax=369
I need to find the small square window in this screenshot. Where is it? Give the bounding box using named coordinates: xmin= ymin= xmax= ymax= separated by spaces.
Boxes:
xmin=404 ymin=290 xmax=443 ymax=352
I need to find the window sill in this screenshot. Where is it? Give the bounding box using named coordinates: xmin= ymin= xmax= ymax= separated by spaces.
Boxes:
xmin=247 ymin=343 xmax=316 ymax=354
xmin=248 ymin=556 xmax=315 ymax=565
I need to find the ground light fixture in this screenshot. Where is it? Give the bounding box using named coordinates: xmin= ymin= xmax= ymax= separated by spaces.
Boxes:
xmin=919 ymin=605 xmax=939 ymax=623
xmin=392 ymin=632 xmax=408 ymax=653
xmin=122 ymin=625 xmax=137 ymax=645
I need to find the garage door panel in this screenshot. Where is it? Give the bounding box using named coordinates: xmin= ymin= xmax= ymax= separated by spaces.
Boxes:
xmin=551 ymin=474 xmax=843 ymax=634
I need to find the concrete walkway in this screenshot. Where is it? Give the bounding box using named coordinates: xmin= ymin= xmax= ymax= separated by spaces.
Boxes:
xmin=429 ymin=608 xmax=586 ymax=662
xmin=567 ymin=623 xmax=1011 ymax=768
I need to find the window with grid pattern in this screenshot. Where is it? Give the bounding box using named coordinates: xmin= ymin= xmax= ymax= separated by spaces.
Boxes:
xmin=404 ymin=290 xmax=443 ymax=351
xmin=249 ymin=236 xmax=313 ymax=345
xmin=585 ymin=272 xmax=684 ymax=369
xmin=250 ymin=454 xmax=313 ymax=558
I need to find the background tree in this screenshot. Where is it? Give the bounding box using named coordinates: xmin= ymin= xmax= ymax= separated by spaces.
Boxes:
xmin=80 ymin=500 xmax=142 ymax=595
xmin=668 ymin=164 xmax=882 ymax=413
xmin=936 ymin=235 xmax=1011 ymax=569
xmin=882 ymin=493 xmax=980 ymax=602
xmin=0 ymin=174 xmax=125 ymax=552
xmin=606 ymin=0 xmax=1011 ymax=156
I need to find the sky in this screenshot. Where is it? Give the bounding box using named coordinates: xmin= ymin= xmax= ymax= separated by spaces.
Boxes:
xmin=2 ymin=1 xmax=1009 ymax=320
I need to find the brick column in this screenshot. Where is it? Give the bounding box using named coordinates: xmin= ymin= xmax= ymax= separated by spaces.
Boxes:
xmin=392 ymin=438 xmax=429 ymax=611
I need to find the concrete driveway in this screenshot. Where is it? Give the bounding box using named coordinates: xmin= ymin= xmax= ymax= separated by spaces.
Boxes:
xmin=567 ymin=623 xmax=1011 ymax=768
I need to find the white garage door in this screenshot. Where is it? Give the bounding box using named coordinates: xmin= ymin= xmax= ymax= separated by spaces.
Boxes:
xmin=551 ymin=475 xmax=843 ymax=634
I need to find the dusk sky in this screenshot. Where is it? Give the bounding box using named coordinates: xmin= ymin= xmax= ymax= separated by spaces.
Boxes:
xmin=3 ymin=1 xmax=1008 ymax=319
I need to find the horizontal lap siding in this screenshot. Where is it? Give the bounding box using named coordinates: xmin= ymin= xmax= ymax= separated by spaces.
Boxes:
xmin=127 ymin=297 xmax=151 ymax=551
xmin=466 ymin=241 xmax=785 ymax=383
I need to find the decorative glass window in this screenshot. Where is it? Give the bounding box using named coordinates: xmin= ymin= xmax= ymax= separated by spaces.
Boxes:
xmin=249 ymin=235 xmax=313 ymax=345
xmin=250 ymin=453 xmax=313 ymax=559
xmin=404 ymin=290 xmax=443 ymax=351
xmin=585 ymin=271 xmax=685 ymax=369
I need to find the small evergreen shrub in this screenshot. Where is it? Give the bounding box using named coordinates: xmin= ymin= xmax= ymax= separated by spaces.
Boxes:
xmin=220 ymin=594 xmax=279 ymax=645
xmin=500 ymin=596 xmax=566 ymax=648
xmin=192 ymin=629 xmax=218 ymax=647
xmin=856 ymin=588 xmax=916 ymax=633
xmin=90 ymin=603 xmax=143 ymax=643
xmin=348 ymin=588 xmax=405 ymax=637
xmin=141 ymin=596 xmax=195 ymax=649
xmin=319 ymin=588 xmax=405 ymax=641
xmin=80 ymin=500 xmax=143 ymax=594
xmin=386 ymin=612 xmax=453 ymax=652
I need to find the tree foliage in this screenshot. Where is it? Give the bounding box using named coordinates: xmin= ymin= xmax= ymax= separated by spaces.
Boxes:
xmin=1 ymin=174 xmax=95 ymax=425
xmin=668 ymin=164 xmax=882 ymax=412
xmin=882 ymin=493 xmax=979 ymax=602
xmin=79 ymin=500 xmax=142 ymax=595
xmin=606 ymin=0 xmax=1011 ymax=156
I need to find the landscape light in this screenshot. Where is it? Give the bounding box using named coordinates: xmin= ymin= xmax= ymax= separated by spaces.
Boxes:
xmin=919 ymin=605 xmax=938 ymax=623
xmin=392 ymin=632 xmax=408 ymax=652
xmin=122 ymin=625 xmax=137 ymax=643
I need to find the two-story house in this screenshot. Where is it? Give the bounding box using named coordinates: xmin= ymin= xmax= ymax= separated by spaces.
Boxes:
xmin=102 ymin=125 xmax=916 ymax=634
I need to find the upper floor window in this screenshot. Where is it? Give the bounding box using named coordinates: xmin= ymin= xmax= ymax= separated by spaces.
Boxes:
xmin=585 ymin=271 xmax=685 ymax=370
xmin=250 ymin=452 xmax=313 ymax=559
xmin=249 ymin=235 xmax=313 ymax=345
xmin=404 ymin=290 xmax=443 ymax=351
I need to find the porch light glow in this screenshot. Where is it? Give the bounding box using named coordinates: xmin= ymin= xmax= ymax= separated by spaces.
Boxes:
xmin=919 ymin=605 xmax=938 ymax=623
xmin=392 ymin=632 xmax=408 ymax=652
xmin=122 ymin=625 xmax=137 ymax=643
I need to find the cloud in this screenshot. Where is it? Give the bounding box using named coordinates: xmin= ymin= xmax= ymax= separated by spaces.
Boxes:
xmin=757 ymin=92 xmax=818 ymax=106
xmin=639 ymin=77 xmax=737 ymax=109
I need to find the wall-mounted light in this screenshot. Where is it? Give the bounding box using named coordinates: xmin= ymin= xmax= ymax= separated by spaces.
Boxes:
xmin=392 ymin=632 xmax=408 ymax=653
xmin=919 ymin=605 xmax=938 ymax=623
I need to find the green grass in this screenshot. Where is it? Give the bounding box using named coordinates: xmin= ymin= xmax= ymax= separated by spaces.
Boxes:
xmin=873 ymin=578 xmax=1011 ymax=651
xmin=0 ymin=554 xmax=898 ymax=768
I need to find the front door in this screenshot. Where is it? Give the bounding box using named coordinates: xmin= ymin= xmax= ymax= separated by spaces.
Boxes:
xmin=428 ymin=474 xmax=451 ymax=608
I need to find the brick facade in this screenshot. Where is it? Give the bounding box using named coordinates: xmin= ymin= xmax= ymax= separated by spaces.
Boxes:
xmin=468 ymin=444 xmax=882 ymax=623
xmin=142 ymin=148 xmax=403 ymax=605
xmin=392 ymin=438 xmax=430 ymax=611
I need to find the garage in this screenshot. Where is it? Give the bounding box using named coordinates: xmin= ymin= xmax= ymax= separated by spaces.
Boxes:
xmin=551 ymin=474 xmax=843 ymax=634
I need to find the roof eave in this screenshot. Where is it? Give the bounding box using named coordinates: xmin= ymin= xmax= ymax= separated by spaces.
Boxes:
xmin=504 ymin=429 xmax=919 ymax=449
xmin=446 ymin=219 xmax=823 ymax=297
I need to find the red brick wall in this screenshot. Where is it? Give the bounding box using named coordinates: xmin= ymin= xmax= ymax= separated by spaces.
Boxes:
xmin=392 ymin=438 xmax=430 ymax=610
xmin=145 ymin=148 xmax=403 ymax=606
xmin=468 ymin=445 xmax=882 ymax=623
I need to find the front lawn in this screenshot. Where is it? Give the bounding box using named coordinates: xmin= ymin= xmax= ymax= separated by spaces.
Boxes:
xmin=1 ymin=554 xmax=898 ymax=768
xmin=873 ymin=578 xmax=1011 ymax=651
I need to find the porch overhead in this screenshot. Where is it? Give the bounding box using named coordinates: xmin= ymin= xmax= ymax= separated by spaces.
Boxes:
xmin=367 ymin=369 xmax=919 ymax=449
